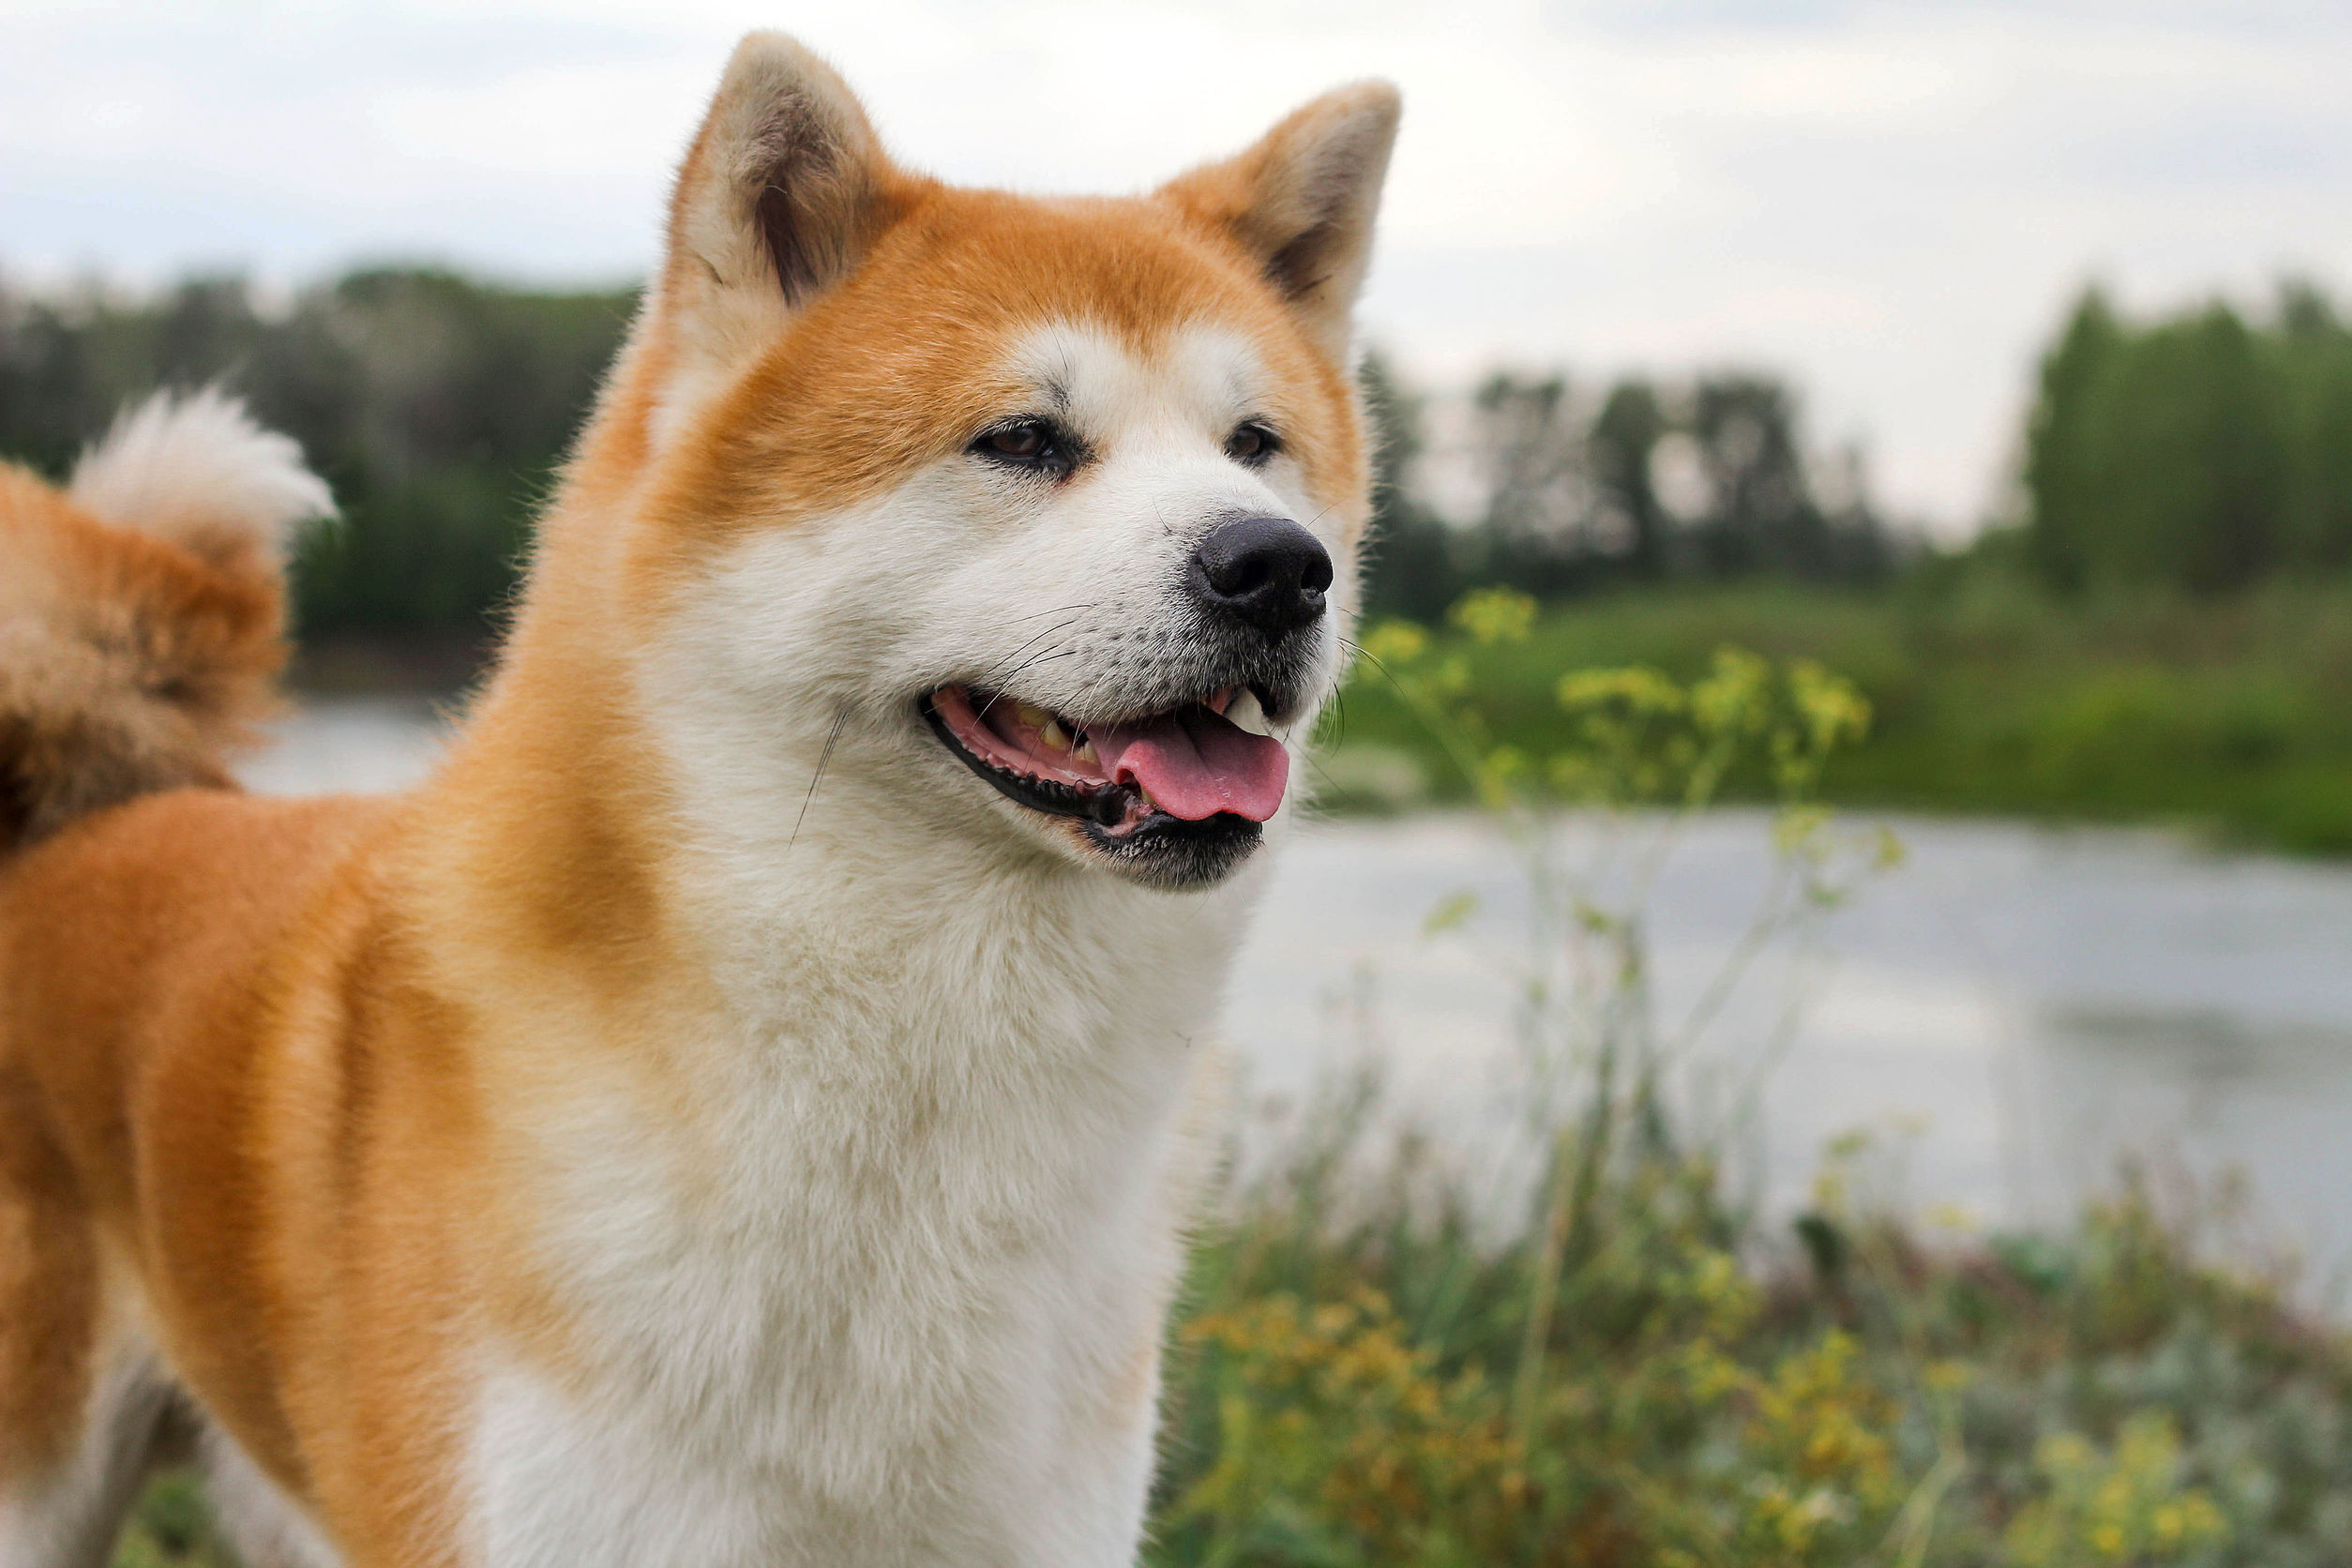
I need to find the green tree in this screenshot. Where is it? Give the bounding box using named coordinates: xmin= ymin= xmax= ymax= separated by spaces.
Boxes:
xmin=2020 ymin=282 xmax=2352 ymax=596
xmin=1687 ymin=375 xmax=1832 ymax=580
xmin=1588 ymin=379 xmax=1671 ymax=580
xmin=1359 ymin=349 xmax=1463 ymax=622
xmin=2023 ymin=289 xmax=2121 ymax=593
xmin=2277 ymin=280 xmax=2352 ymax=570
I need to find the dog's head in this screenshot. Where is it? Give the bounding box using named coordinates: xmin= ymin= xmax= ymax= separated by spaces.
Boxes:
xmin=604 ymin=35 xmax=1397 ymax=893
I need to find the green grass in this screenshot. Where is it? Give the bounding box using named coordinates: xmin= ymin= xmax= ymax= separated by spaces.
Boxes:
xmin=112 ymin=1472 xmax=232 ymax=1567
xmin=1138 ymin=1125 xmax=2352 ymax=1568
xmin=1319 ymin=577 xmax=2352 ymax=854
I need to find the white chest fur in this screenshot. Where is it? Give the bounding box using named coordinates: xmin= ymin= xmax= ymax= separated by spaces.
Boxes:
xmin=464 ymin=828 xmax=1253 ymax=1568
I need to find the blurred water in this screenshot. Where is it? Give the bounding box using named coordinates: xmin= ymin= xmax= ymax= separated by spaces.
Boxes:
xmin=245 ymin=702 xmax=2352 ymax=1294
xmin=1227 ymin=814 xmax=2352 ymax=1298
xmin=240 ymin=696 xmax=453 ymax=796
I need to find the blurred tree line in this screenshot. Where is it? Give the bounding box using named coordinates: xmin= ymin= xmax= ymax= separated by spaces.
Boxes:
xmin=2 ymin=266 xmax=1898 ymax=639
xmin=15 ymin=266 xmax=2352 ymax=638
xmin=1360 ymin=354 xmax=1897 ymax=622
xmin=0 ymin=269 xmax=634 ymax=636
xmin=2021 ymin=281 xmax=2352 ymax=595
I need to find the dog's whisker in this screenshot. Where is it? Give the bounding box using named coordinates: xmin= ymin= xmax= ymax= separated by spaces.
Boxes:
xmin=786 ymin=707 xmax=852 ymax=854
xmin=978 ymin=647 xmax=1079 ymax=709
xmin=976 ymin=617 xmax=1087 ymax=693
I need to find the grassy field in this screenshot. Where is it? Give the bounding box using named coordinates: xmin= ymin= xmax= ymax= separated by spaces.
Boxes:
xmin=1319 ymin=577 xmax=2352 ymax=855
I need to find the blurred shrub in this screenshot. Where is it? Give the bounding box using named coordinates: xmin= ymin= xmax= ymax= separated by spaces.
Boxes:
xmin=1139 ymin=596 xmax=2352 ymax=1565
xmin=1326 ymin=579 xmax=2352 ymax=854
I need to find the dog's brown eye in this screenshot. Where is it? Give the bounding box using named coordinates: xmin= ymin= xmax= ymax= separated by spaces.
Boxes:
xmin=1226 ymin=421 xmax=1279 ymax=464
xmin=970 ymin=417 xmax=1079 ymax=479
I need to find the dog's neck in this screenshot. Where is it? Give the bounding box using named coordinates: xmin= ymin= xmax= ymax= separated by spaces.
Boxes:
xmin=412 ymin=604 xmax=1249 ymax=1436
xmin=658 ymin=737 xmax=1264 ymax=1130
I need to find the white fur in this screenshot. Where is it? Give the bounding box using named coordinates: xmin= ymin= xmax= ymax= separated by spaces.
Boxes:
xmin=461 ymin=322 xmax=1356 ymax=1564
xmin=198 ymin=1423 xmax=344 ymax=1568
xmin=68 ymin=387 xmax=333 ymax=557
xmin=0 ymin=1339 xmax=173 ymax=1568
xmin=0 ymin=1322 xmax=342 ymax=1568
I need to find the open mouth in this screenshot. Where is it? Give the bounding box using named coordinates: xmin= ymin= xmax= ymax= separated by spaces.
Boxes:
xmin=922 ymin=683 xmax=1290 ymax=852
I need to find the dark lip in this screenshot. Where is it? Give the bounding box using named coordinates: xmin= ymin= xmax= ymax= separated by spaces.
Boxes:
xmin=1078 ymin=807 xmax=1261 ymax=889
xmin=920 ymin=693 xmax=1134 ymax=828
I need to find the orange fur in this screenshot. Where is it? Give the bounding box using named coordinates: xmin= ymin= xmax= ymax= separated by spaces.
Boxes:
xmin=0 ymin=465 xmax=287 ymax=847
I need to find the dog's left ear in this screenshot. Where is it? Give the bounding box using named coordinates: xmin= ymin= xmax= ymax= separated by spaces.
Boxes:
xmin=1160 ymin=83 xmax=1401 ymax=363
xmin=653 ymin=34 xmax=909 ymax=424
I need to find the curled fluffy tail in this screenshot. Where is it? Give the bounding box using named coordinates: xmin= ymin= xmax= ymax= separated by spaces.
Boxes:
xmin=0 ymin=389 xmax=333 ymax=850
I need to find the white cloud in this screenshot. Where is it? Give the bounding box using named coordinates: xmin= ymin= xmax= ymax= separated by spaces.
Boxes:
xmin=3 ymin=0 xmax=2349 ymax=533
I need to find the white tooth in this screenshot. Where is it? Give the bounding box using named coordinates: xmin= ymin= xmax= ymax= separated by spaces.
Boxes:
xmin=1074 ymin=737 xmax=1097 ymax=764
xmin=1039 ymin=719 xmax=1070 ymax=751
xmin=1225 ymin=687 xmax=1276 ymax=738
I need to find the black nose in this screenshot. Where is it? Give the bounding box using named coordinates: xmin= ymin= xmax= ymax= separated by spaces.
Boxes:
xmin=1189 ymin=516 xmax=1333 ymax=635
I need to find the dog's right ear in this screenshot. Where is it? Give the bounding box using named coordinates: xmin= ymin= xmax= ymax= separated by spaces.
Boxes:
xmin=653 ymin=34 xmax=902 ymax=428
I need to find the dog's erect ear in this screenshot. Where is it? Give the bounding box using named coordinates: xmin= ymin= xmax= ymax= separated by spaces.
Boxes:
xmin=655 ymin=34 xmax=900 ymax=407
xmin=1160 ymin=83 xmax=1401 ymax=363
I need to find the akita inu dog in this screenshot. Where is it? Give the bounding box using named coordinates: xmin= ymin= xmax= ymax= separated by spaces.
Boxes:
xmin=0 ymin=33 xmax=1395 ymax=1568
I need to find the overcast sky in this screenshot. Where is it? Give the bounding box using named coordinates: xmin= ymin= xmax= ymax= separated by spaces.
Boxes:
xmin=5 ymin=0 xmax=2349 ymax=535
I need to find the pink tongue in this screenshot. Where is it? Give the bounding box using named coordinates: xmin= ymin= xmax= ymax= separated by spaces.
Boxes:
xmin=1087 ymin=707 xmax=1289 ymax=822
